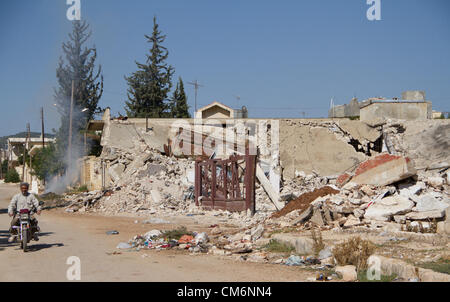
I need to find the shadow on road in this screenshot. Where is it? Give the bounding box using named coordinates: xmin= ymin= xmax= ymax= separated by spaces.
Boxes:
xmin=0 ymin=230 xmax=17 ymax=248
xmin=1 ymin=229 xmax=60 ymax=251
xmin=27 ymin=243 xmax=64 ymax=252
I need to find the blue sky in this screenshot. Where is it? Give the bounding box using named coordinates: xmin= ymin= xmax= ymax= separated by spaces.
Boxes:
xmin=0 ymin=0 xmax=449 ymax=137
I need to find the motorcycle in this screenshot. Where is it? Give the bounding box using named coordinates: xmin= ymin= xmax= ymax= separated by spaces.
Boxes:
xmin=12 ymin=209 xmax=33 ymax=252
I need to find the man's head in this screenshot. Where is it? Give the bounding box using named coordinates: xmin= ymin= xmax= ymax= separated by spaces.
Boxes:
xmin=20 ymin=182 xmax=29 ymax=195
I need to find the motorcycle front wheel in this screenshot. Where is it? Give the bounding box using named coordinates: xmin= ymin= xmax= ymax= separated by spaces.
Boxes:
xmin=22 ymin=231 xmax=27 ymax=252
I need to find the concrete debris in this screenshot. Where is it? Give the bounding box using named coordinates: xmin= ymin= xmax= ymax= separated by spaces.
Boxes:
xmin=405 ymin=210 xmax=445 ymax=220
xmin=411 ymin=194 xmax=450 ymax=212
xmin=335 ymin=265 xmax=357 ymax=282
xmin=364 ymin=196 xmax=414 ymax=221
xmin=250 ymin=224 xmax=265 ymax=241
xmin=426 ymin=176 xmax=445 ymax=189
xmin=350 ymin=154 xmax=417 ymax=187
xmin=318 ymin=247 xmax=333 ymax=260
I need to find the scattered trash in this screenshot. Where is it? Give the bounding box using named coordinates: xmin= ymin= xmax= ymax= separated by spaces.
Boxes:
xmin=116 ymin=242 xmax=132 ymax=249
xmin=284 ymin=255 xmax=305 ymax=266
xmin=106 ymin=230 xmax=119 ymax=235
xmin=144 ymin=229 xmax=162 ymax=239
xmin=178 ymin=235 xmax=194 ymax=244
xmin=194 ymin=232 xmax=209 ymax=245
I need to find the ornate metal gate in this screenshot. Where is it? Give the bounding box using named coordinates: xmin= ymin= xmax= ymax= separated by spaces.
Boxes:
xmin=195 ymin=153 xmax=256 ymax=213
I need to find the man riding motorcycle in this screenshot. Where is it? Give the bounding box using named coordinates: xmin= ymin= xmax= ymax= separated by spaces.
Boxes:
xmin=8 ymin=182 xmax=41 ymax=243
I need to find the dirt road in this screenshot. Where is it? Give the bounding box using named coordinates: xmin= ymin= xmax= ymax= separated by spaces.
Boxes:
xmin=0 ymin=183 xmax=313 ymax=282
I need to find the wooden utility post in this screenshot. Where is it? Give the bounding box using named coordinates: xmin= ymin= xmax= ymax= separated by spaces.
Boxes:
xmin=41 ymin=107 xmax=46 ymax=185
xmin=41 ymin=107 xmax=45 ymax=147
xmin=68 ymin=80 xmax=74 ymax=170
xmin=22 ymin=123 xmax=30 ymax=182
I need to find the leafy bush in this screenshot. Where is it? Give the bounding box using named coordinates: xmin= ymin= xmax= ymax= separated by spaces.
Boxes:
xmin=4 ymin=169 xmax=20 ymax=183
xmin=30 ymin=143 xmax=64 ymax=181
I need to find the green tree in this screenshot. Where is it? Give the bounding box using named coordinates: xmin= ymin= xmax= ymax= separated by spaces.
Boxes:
xmin=169 ymin=77 xmax=191 ymax=118
xmin=124 ymin=16 xmax=174 ymax=118
xmin=1 ymin=160 xmax=8 ymax=177
xmin=54 ymin=20 xmax=104 ymax=162
xmin=30 ymin=143 xmax=64 ymax=181
xmin=5 ymin=169 xmax=20 ymax=183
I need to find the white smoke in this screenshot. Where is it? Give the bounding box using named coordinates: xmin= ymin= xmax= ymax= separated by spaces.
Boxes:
xmin=45 ymin=103 xmax=90 ymax=194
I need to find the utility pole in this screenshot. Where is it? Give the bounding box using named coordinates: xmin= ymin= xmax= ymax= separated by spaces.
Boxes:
xmin=41 ymin=107 xmax=46 ymax=185
xmin=22 ymin=123 xmax=30 ymax=182
xmin=68 ymin=80 xmax=74 ymax=171
xmin=41 ymin=107 xmax=45 ymax=147
xmin=188 ymin=80 xmax=204 ymax=114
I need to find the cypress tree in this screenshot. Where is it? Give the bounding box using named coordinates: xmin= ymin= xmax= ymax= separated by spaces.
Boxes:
xmin=170 ymin=77 xmax=191 ymax=118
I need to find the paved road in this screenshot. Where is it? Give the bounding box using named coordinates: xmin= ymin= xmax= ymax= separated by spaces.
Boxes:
xmin=0 ymin=182 xmax=313 ymax=282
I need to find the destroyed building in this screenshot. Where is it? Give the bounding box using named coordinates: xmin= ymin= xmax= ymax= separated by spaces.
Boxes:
xmin=58 ymin=97 xmax=450 ymax=279
xmin=329 ymin=90 xmax=433 ymax=121
xmin=75 ymin=106 xmax=449 ymax=225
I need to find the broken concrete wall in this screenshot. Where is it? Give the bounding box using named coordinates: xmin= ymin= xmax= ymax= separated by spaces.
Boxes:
xmin=96 ymin=117 xmax=448 ymax=194
xmin=279 ymin=119 xmax=382 ymax=179
xmin=78 ymin=156 xmax=103 ymax=191
xmin=380 ymin=119 xmax=450 ymax=170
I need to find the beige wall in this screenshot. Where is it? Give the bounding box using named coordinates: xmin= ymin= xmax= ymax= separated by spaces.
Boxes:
xmin=360 ymin=102 xmax=430 ymax=121
xmin=79 ymin=156 xmax=103 ymax=191
xmin=201 ymin=106 xmax=232 ymax=119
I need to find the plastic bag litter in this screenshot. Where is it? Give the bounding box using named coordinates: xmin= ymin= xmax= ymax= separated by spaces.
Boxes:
xmin=194 ymin=232 xmax=209 ymax=244
xmin=144 ymin=229 xmax=162 ymax=239
xmin=116 ymin=242 xmax=132 ymax=249
xmin=284 ymin=255 xmax=305 ymax=266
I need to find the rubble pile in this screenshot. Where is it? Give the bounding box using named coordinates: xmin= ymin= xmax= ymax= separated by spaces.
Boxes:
xmin=268 ymin=154 xmax=450 ymax=234
xmin=65 ymin=145 xmax=196 ymax=215
xmin=65 ymin=145 xmax=277 ymax=225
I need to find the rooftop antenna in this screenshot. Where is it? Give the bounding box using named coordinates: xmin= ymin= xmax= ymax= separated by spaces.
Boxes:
xmin=188 ymin=80 xmax=204 ymax=113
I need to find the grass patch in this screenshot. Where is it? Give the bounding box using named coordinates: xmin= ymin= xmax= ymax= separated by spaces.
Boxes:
xmin=357 ymin=270 xmax=397 ymax=282
xmin=417 ymin=257 xmax=450 ymax=275
xmin=160 ymin=226 xmax=193 ymax=240
xmin=263 ymin=239 xmax=295 ymax=254
xmin=332 ymin=236 xmax=376 ymax=271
